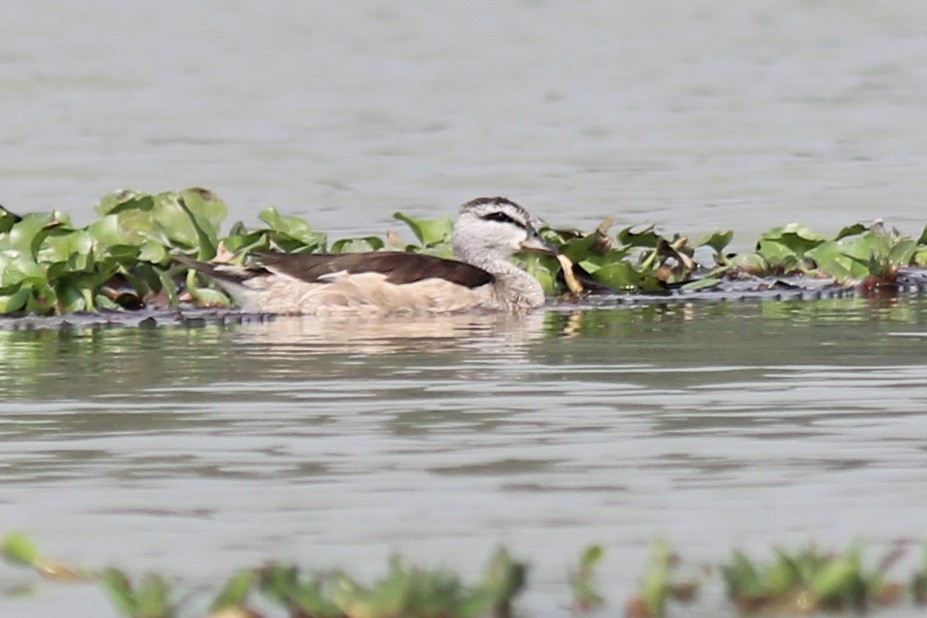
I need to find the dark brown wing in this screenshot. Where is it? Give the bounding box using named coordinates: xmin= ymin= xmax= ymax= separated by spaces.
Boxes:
xmin=256 ymin=252 xmax=494 ymax=289
xmin=173 ymin=255 xmax=256 ymax=283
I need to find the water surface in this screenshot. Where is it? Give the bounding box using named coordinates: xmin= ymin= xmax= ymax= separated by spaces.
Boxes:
xmin=1 ymin=297 xmax=926 ymax=616
xmin=3 ymin=1 xmax=926 ymax=244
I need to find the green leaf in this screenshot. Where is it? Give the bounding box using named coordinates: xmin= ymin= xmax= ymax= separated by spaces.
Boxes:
xmin=917 ymin=224 xmax=927 ymax=246
xmin=0 ymin=285 xmax=33 ymax=314
xmin=617 ymin=225 xmax=662 ymax=248
xmin=95 ymin=189 xmax=153 ymax=216
xmin=835 ymin=223 xmax=868 ymax=240
xmin=135 ymin=574 xmax=171 ymax=618
xmin=175 ymin=188 xmax=228 ymax=259
xmin=756 ymin=240 xmax=802 ymax=271
xmin=258 ymin=207 xmax=327 ymax=249
xmin=589 ymin=262 xmax=641 ymax=290
xmin=580 ymin=545 xmax=604 ymax=573
xmin=138 ymin=240 xmax=169 ymax=264
xmin=1 ymin=213 xmax=61 ymax=259
xmin=0 ymin=251 xmax=46 ymax=288
xmin=393 ymin=212 xmax=453 ymax=246
xmin=680 ymin=276 xmax=721 ymax=292
xmin=483 ymin=546 xmax=526 ymax=605
xmin=100 ymin=568 xmax=138 ymax=617
xmin=697 ymin=230 xmax=734 ymax=255
xmin=151 ymin=192 xmax=201 ymax=249
xmin=722 ymin=551 xmax=763 ymax=598
xmin=888 ymin=239 xmax=917 ymax=266
xmin=211 ymin=570 xmax=257 ymax=611
xmin=37 ymin=229 xmax=95 ymax=271
xmin=812 ymin=556 xmax=861 ymax=604
xmin=0 ymin=205 xmax=20 ymax=234
xmin=641 ymin=539 xmax=671 ymax=617
xmin=0 ymin=531 xmax=40 ymax=567
xmin=727 ymin=251 xmax=768 ymax=275
xmin=805 ymin=242 xmax=863 ymax=282
xmin=185 ymin=270 xmax=231 ymax=308
xmin=330 ymin=236 xmax=385 ymax=253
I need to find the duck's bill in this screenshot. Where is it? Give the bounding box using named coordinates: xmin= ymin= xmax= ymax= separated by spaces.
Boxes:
xmin=519 ymin=233 xmax=559 ymax=255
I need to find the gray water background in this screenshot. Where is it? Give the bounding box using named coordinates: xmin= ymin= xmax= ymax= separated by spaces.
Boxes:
xmin=2 ymin=1 xmax=927 ymax=616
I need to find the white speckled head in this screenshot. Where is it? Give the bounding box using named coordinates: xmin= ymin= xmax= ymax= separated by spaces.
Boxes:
xmin=452 ymin=197 xmax=554 ymax=267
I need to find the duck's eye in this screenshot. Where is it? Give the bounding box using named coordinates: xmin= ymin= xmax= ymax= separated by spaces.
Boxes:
xmin=482 ymin=211 xmax=520 ymax=226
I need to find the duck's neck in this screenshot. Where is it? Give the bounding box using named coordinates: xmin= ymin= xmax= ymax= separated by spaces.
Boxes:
xmin=459 ymin=252 xmax=546 ymax=309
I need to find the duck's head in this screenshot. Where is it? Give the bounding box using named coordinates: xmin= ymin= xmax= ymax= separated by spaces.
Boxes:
xmin=452 ymin=197 xmax=556 ymax=264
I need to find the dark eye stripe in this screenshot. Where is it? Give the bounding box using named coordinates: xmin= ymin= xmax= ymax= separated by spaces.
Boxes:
xmin=482 ymin=211 xmax=523 ymax=227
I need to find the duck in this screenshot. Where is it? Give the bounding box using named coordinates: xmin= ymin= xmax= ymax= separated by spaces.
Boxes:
xmin=175 ymin=197 xmax=558 ymax=315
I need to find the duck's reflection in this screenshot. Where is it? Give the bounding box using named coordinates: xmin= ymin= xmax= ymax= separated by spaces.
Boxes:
xmin=232 ymin=310 xmax=549 ymax=355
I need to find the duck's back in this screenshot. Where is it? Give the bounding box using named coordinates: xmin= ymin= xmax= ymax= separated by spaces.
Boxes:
xmin=181 ymin=252 xmax=504 ymax=315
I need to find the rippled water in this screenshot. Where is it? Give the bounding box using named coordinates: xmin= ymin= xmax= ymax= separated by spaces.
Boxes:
xmin=3 ymin=1 xmax=927 ymax=244
xmin=1 ymin=297 xmax=926 ymax=616
xmin=3 ymin=1 xmax=927 ymax=615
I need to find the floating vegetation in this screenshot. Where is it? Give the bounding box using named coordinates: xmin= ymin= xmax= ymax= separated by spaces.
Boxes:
xmin=4 ymin=532 xmax=927 ymax=617
xmin=720 ymin=543 xmax=912 ymax=614
xmin=625 ymin=539 xmax=698 ymax=618
xmin=0 ymin=187 xmax=925 ymax=316
xmin=570 ymin=544 xmax=605 ymax=613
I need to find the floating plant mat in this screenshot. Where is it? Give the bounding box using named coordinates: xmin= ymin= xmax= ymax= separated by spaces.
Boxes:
xmin=2 ymin=272 xmax=926 ymax=331
xmin=1 ymin=187 xmax=925 ymax=320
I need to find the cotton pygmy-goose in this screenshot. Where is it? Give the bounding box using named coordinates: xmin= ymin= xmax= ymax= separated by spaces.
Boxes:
xmin=175 ymin=197 xmax=558 ymax=315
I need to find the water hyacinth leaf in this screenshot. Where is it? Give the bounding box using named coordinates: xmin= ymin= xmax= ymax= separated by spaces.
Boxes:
xmin=330 ymin=236 xmax=385 ymax=253
xmin=151 ymin=192 xmax=204 ymax=249
xmin=37 ymin=229 xmax=95 ymax=270
xmin=0 ymin=286 xmax=33 ymax=314
xmin=220 ymin=230 xmax=269 ymax=255
xmin=0 ymin=531 xmax=40 ymax=567
xmin=727 ymin=252 xmax=768 ymax=275
xmin=393 ymin=211 xmax=453 ymax=246
xmin=0 ymin=205 xmax=21 ymax=234
xmin=680 ymin=276 xmax=722 ymax=292
xmin=186 ymin=270 xmax=231 ymax=308
xmin=54 ymin=283 xmax=88 ymax=313
xmin=918 ymin=224 xmax=927 ymax=246
xmin=258 ymin=207 xmax=327 ymax=249
xmin=138 ymin=240 xmax=169 ymax=264
xmin=697 ymin=230 xmax=734 ymax=256
xmin=589 ymin=262 xmax=640 ymax=289
xmin=617 ymin=225 xmax=662 ymax=248
xmin=175 ymin=188 xmax=229 ymax=259
xmin=0 ymin=252 xmax=46 ymax=288
xmin=756 ymin=240 xmax=801 ymax=271
xmin=1 ymin=213 xmax=62 ymax=258
xmin=177 ymin=188 xmax=228 ymax=235
xmin=836 ymin=223 xmax=868 ymax=240
xmin=87 ymin=214 xmax=129 ymax=248
xmin=888 ymin=239 xmax=917 ymax=266
xmin=25 ymin=282 xmax=58 ymax=314
xmin=561 ymin=233 xmax=601 ymax=263
xmin=95 ymin=189 xmax=154 ymax=216
xmin=805 ymin=242 xmax=865 ymax=282
xmin=762 ymin=223 xmax=827 ymax=244
xmin=590 ymin=262 xmax=665 ymax=293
